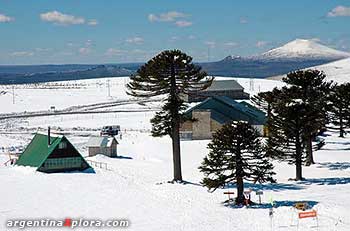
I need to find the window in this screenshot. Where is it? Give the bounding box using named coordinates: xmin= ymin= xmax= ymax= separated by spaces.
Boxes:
xmin=58 ymin=141 xmax=67 ymax=149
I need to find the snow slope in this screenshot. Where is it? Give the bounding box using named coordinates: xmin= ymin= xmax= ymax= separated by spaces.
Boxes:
xmin=308 ymin=58 xmax=350 ymax=83
xmin=259 ymin=39 xmax=350 ymax=60
xmin=269 ymin=58 xmax=350 ymax=83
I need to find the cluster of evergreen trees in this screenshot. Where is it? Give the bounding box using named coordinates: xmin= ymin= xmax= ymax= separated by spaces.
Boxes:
xmin=200 ymin=70 xmax=350 ymax=204
xmin=251 ymin=70 xmax=350 ymax=180
xmin=127 ymin=49 xmax=350 ymax=205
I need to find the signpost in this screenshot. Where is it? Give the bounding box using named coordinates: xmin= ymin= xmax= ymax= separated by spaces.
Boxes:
xmin=256 ymin=190 xmax=263 ymax=204
xmin=298 ymin=210 xmax=317 ymax=219
xmin=269 ymin=207 xmax=274 ymax=231
xmin=297 ymin=210 xmax=318 ymax=230
xmin=223 ymin=192 xmax=235 ymax=204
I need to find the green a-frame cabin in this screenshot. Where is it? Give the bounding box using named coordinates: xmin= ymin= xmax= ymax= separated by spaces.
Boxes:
xmin=16 ymin=132 xmax=91 ymax=173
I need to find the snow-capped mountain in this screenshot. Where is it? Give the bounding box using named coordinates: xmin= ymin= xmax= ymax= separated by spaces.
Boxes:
xmin=200 ymin=39 xmax=350 ymax=78
xmin=258 ymin=39 xmax=350 ymax=60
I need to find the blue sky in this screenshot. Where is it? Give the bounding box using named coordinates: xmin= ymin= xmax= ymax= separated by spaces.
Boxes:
xmin=0 ymin=0 xmax=349 ymax=64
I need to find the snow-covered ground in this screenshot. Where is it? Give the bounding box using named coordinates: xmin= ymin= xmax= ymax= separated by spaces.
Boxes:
xmin=269 ymin=58 xmax=350 ymax=83
xmin=0 ymin=77 xmax=132 ymax=113
xmin=0 ymin=76 xmax=349 ymax=231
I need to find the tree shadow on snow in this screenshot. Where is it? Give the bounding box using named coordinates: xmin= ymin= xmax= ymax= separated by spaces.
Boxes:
xmin=226 ymin=200 xmax=319 ymax=209
xmin=224 ymin=182 xmax=305 ymax=192
xmin=317 ymin=162 xmax=350 ymax=171
xmin=326 ymin=141 xmax=350 ymax=145
xmin=296 ymin=177 xmax=350 ymax=186
xmin=110 ymin=155 xmax=133 ymax=160
xmin=59 ymin=167 xmax=96 ymax=174
xmin=321 ymin=146 xmax=350 ymax=151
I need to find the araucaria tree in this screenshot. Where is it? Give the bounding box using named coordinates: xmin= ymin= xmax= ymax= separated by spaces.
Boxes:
xmin=199 ymin=121 xmax=275 ymax=204
xmin=270 ymin=87 xmax=318 ymax=180
xmin=127 ymin=50 xmax=213 ymax=182
xmin=282 ymin=70 xmax=331 ymax=165
xmin=251 ymin=88 xmax=283 ymax=158
xmin=328 ymin=83 xmax=350 ymax=137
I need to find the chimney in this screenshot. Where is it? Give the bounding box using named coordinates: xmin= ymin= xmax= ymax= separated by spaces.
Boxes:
xmin=48 ymin=126 xmax=51 ymax=146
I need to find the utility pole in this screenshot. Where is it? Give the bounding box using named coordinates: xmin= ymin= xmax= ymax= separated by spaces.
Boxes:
xmin=12 ymin=85 xmax=15 ymax=104
xmin=107 ymin=79 xmax=111 ymax=97
xmin=250 ymin=78 xmax=255 ymax=91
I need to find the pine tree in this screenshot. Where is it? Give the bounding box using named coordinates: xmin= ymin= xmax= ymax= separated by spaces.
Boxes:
xmin=328 ymin=83 xmax=350 ymax=137
xmin=251 ymin=88 xmax=283 ymax=158
xmin=268 ymin=86 xmax=322 ymax=180
xmin=127 ymin=50 xmax=213 ymax=182
xmin=282 ymin=70 xmax=331 ymax=165
xmin=199 ymin=121 xmax=275 ymax=204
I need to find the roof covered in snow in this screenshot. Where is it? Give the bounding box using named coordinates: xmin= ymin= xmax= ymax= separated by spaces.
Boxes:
xmin=205 ymin=80 xmax=244 ymax=91
xmin=87 ymin=136 xmax=118 ymax=148
xmin=184 ymin=96 xmax=266 ymax=125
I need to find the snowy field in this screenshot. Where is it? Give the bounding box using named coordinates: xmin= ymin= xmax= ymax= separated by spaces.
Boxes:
xmin=269 ymin=58 xmax=350 ymax=83
xmin=0 ymin=76 xmax=349 ymax=231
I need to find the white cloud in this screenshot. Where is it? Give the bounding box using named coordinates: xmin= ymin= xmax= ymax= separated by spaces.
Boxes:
xmin=105 ymin=48 xmax=125 ymax=56
xmin=148 ymin=11 xmax=187 ymax=22
xmin=188 ymin=35 xmax=196 ymax=40
xmin=79 ymin=47 xmax=91 ymax=55
xmin=148 ymin=14 xmax=158 ymax=22
xmin=169 ymin=36 xmax=180 ymax=42
xmin=205 ymin=41 xmax=216 ymax=48
xmin=175 ymin=20 xmax=192 ymax=27
xmin=125 ymin=37 xmax=144 ymax=45
xmin=85 ymin=39 xmax=93 ymax=47
xmin=224 ymin=42 xmax=239 ymax=47
xmin=256 ymin=41 xmax=269 ymax=48
xmin=239 ymin=17 xmax=248 ymax=24
xmin=35 ymin=48 xmax=52 ymax=52
xmin=10 ymin=51 xmax=34 ymax=57
xmin=327 ymin=6 xmax=350 ymax=17
xmin=40 ymin=11 xmax=85 ymax=25
xmin=148 ymin=11 xmax=193 ymax=28
xmin=87 ymin=19 xmax=98 ymax=26
xmin=0 ymin=13 xmax=14 ymax=23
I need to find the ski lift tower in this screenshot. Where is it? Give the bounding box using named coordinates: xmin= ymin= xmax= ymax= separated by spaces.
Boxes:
xmin=249 ymin=77 xmax=255 ymax=92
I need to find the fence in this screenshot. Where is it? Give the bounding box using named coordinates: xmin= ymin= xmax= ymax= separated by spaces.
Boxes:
xmin=86 ymin=159 xmax=113 ymax=171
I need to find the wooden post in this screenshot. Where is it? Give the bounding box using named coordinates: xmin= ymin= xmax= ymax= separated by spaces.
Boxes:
xmin=256 ymin=191 xmax=263 ymax=204
xmin=223 ymin=192 xmax=235 ymax=204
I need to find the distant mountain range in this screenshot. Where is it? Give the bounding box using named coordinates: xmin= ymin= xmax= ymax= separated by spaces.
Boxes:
xmin=0 ymin=39 xmax=349 ymax=84
xmin=0 ymin=64 xmax=140 ymax=84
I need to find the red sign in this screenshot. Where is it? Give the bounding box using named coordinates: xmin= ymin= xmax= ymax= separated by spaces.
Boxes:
xmin=298 ymin=210 xmax=317 ymax=219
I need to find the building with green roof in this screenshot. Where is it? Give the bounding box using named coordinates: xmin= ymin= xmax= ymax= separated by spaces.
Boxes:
xmin=16 ymin=132 xmax=91 ymax=173
xmin=180 ymin=96 xmax=267 ymax=140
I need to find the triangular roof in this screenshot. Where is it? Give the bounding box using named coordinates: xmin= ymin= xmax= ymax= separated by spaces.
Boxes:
xmin=16 ymin=133 xmax=89 ymax=170
xmin=184 ymin=96 xmax=266 ymax=125
xmin=87 ymin=136 xmax=118 ymax=148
